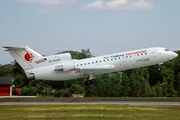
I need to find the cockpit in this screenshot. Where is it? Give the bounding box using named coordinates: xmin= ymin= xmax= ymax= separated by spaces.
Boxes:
xmin=160 ymin=48 xmax=178 ymax=60
xmin=164 ymin=48 xmax=169 ymax=51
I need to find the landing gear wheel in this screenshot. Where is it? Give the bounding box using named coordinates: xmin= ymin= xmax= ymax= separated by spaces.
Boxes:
xmin=91 ymin=79 xmax=95 ymax=84
xmin=85 ymin=79 xmax=96 ymax=86
xmin=85 ymin=80 xmax=91 ymax=86
xmin=157 ymin=66 xmax=161 ymax=72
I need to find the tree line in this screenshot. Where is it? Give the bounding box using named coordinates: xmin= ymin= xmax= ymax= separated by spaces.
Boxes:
xmin=0 ymin=49 xmax=180 ymax=97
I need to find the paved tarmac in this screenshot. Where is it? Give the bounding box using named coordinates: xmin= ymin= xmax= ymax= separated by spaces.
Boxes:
xmin=0 ymin=101 xmax=180 ymax=106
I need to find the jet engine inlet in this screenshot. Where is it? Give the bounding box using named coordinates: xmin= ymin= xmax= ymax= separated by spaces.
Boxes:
xmin=27 ymin=73 xmax=35 ymax=80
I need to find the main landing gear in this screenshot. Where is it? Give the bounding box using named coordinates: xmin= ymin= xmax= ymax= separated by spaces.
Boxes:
xmin=85 ymin=74 xmax=96 ymax=86
xmin=85 ymin=79 xmax=96 ymax=86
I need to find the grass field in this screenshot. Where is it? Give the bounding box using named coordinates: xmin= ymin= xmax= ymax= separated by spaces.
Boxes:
xmin=0 ymin=105 xmax=180 ymax=120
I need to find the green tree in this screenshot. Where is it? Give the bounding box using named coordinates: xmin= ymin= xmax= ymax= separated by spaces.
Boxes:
xmin=0 ymin=63 xmax=14 ymax=76
xmin=54 ymin=89 xmax=69 ymax=97
xmin=155 ymin=83 xmax=163 ymax=97
xmin=121 ymin=74 xmax=131 ymax=97
xmin=176 ymin=72 xmax=180 ymax=96
xmin=69 ymin=84 xmax=85 ymax=94
xmin=57 ymin=49 xmax=93 ymax=59
xmin=160 ymin=66 xmax=176 ymax=97
xmin=173 ymin=51 xmax=180 ymax=95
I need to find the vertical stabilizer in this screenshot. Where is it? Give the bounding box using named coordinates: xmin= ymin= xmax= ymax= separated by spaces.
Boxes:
xmin=3 ymin=46 xmax=45 ymax=70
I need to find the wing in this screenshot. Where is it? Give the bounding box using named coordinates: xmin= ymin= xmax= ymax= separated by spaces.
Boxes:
xmin=71 ymin=65 xmax=115 ymax=76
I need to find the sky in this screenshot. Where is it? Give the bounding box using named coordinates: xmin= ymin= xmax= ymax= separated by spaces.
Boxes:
xmin=0 ymin=0 xmax=180 ymax=65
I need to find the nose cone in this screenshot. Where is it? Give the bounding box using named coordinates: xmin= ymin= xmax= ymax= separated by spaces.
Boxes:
xmin=174 ymin=53 xmax=178 ymax=58
xmin=171 ymin=52 xmax=178 ymax=59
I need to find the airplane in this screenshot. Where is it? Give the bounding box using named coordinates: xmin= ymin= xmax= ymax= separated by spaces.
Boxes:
xmin=3 ymin=46 xmax=178 ymax=86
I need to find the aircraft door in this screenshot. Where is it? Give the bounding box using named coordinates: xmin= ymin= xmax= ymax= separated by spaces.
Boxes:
xmin=119 ymin=57 xmax=121 ymax=65
xmin=121 ymin=55 xmax=128 ymax=70
xmin=152 ymin=50 xmax=157 ymax=58
xmin=122 ymin=56 xmax=127 ymax=63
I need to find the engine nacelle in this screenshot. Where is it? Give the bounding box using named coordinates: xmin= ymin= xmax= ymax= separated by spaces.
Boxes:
xmin=27 ymin=73 xmax=35 ymax=80
xmin=54 ymin=61 xmax=74 ymax=72
xmin=56 ymin=53 xmax=72 ymax=62
xmin=47 ymin=53 xmax=72 ymax=64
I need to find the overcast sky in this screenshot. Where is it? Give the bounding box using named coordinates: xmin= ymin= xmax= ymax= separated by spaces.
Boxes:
xmin=1 ymin=0 xmax=180 ymax=65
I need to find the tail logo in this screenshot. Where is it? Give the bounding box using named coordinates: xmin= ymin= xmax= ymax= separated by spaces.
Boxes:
xmin=24 ymin=50 xmax=34 ymax=62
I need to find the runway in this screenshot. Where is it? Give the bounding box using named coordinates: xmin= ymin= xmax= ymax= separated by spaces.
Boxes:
xmin=0 ymin=101 xmax=180 ymax=106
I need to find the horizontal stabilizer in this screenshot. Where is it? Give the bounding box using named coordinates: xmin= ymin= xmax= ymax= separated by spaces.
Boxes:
xmin=3 ymin=46 xmax=26 ymax=51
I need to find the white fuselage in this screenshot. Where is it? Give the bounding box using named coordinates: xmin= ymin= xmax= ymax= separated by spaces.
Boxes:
xmin=25 ymin=47 xmax=178 ymax=81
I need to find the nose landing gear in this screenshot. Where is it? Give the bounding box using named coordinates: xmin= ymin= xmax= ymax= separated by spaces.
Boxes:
xmin=157 ymin=66 xmax=161 ymax=72
xmin=157 ymin=63 xmax=163 ymax=72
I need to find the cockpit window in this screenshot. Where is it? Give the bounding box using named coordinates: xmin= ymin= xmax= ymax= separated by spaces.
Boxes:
xmin=165 ymin=48 xmax=169 ymax=51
